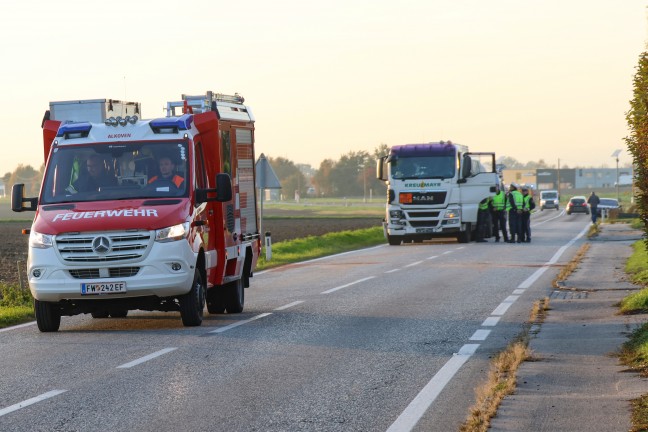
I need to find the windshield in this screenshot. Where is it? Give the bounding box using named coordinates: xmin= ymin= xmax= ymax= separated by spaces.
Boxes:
xmin=542 ymin=192 xmax=557 ymax=199
xmin=41 ymin=141 xmax=189 ymax=204
xmin=390 ymin=156 xmax=455 ymax=180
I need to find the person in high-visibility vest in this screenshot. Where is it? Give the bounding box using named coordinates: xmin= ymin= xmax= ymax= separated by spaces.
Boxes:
xmin=507 ymin=183 xmax=524 ymax=243
xmin=475 ymin=196 xmax=493 ymax=242
xmin=491 ymin=185 xmax=509 ymax=242
xmin=521 ymin=186 xmax=536 ymax=242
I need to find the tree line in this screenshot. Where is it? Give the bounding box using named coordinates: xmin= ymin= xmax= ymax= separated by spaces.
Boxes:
xmin=626 ymin=51 xmax=647 ymax=239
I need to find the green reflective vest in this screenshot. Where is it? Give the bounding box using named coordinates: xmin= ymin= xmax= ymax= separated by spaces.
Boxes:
xmin=492 ymin=191 xmax=506 ymax=210
xmin=510 ymin=190 xmax=523 ymax=210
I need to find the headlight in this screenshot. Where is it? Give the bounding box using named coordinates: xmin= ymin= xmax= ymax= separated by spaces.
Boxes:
xmin=389 ymin=210 xmax=404 ymax=220
xmin=29 ymin=230 xmax=53 ymax=249
xmin=155 ymin=222 xmax=190 ymax=242
xmin=444 ymin=208 xmax=461 ymax=219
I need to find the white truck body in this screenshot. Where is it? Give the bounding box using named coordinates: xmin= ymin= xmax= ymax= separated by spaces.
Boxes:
xmin=377 ymin=142 xmax=499 ymax=244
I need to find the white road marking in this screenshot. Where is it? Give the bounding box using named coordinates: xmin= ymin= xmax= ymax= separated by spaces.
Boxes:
xmin=320 ymin=276 xmax=375 ymax=294
xmin=481 ymin=317 xmax=500 ymax=326
xmin=492 ymin=301 xmax=514 ymax=316
xmin=386 ymin=344 xmax=480 ymax=432
xmin=209 ymin=313 xmax=273 ymax=334
xmin=405 ymin=261 xmax=423 ymax=268
xmin=470 ymin=329 xmax=491 ymax=341
xmin=531 ymin=209 xmax=566 ymax=226
xmin=513 ymin=289 xmax=525 ymax=295
xmin=0 ymin=390 xmax=67 ymax=417
xmin=442 ymin=251 xmax=452 ymax=255
xmin=426 ymin=255 xmax=438 ymax=260
xmin=116 ymin=348 xmax=177 ymax=369
xmin=385 ymin=268 xmax=401 ymax=273
xmin=254 ymin=244 xmax=387 ymax=275
xmin=517 ymin=224 xmax=589 ymax=289
xmin=0 ymin=321 xmax=37 ymax=333
xmin=274 ymin=301 xmax=304 ymax=311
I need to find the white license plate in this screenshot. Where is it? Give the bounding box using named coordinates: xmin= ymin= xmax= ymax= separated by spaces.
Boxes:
xmin=81 ymin=281 xmax=127 ymax=295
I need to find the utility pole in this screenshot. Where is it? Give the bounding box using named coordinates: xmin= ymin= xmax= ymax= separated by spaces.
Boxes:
xmin=612 ymin=149 xmax=621 ymax=202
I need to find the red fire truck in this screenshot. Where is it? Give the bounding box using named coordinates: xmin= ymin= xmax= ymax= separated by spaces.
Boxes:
xmin=12 ymin=92 xmax=260 ymax=331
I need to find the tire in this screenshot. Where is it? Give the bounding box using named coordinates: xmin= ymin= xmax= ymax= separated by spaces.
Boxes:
xmin=109 ymin=310 xmax=128 ymax=318
xmin=91 ymin=310 xmax=110 ymax=318
xmin=34 ymin=299 xmax=61 ymax=332
xmin=387 ymin=235 xmax=401 ymax=246
xmin=206 ymin=287 xmax=226 ymax=314
xmin=457 ymin=223 xmax=471 ymax=243
xmin=179 ymin=269 xmax=205 ymax=326
xmin=225 ymin=279 xmax=244 ymax=314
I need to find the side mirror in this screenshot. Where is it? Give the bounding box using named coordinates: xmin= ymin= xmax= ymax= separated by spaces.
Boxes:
xmin=461 ymin=155 xmax=472 ymax=179
xmin=376 ymin=156 xmax=387 ymax=181
xmin=215 ymin=173 xmax=232 ymax=202
xmin=195 ymin=173 xmax=233 ymax=203
xmin=11 ymin=184 xmax=37 ymax=212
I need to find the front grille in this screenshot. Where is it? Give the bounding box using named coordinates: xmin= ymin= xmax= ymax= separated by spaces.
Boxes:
xmin=56 ymin=231 xmax=152 ymax=263
xmin=406 ymin=211 xmax=441 ymax=218
xmin=408 ymin=220 xmax=439 ymax=228
xmin=68 ymin=267 xmax=140 ymax=279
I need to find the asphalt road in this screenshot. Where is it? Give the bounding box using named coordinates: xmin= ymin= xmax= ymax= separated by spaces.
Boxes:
xmin=0 ymin=208 xmax=591 ymax=432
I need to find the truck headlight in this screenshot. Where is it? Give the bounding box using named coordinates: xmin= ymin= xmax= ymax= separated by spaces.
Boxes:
xmin=389 ymin=210 xmax=404 ymax=220
xmin=155 ymin=222 xmax=190 ymax=242
xmin=444 ymin=209 xmax=460 ymax=219
xmin=29 ymin=230 xmax=53 ymax=249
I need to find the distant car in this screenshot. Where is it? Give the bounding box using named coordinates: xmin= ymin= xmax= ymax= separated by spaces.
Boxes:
xmin=539 ymin=190 xmax=560 ymax=211
xmin=596 ymin=198 xmax=621 ymax=216
xmin=566 ymin=196 xmax=589 ymax=215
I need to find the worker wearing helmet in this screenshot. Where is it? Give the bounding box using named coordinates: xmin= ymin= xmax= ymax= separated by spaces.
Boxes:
xmin=491 ymin=185 xmax=508 ymax=242
xmin=521 ymin=186 xmax=536 ymax=242
xmin=507 ymin=183 xmax=524 ymax=243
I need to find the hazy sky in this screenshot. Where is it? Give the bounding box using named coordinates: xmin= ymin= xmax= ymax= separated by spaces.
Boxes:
xmin=1 ymin=0 xmax=645 ymax=176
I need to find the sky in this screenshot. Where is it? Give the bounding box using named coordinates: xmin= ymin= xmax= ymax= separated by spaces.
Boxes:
xmin=0 ymin=0 xmax=646 ymax=176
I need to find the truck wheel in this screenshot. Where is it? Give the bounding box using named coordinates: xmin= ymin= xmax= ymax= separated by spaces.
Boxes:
xmin=387 ymin=235 xmax=401 ymax=246
xmin=225 ymin=279 xmax=244 ymax=314
xmin=109 ymin=310 xmax=128 ymax=318
xmin=91 ymin=310 xmax=110 ymax=318
xmin=35 ymin=299 xmax=61 ymax=332
xmin=457 ymin=224 xmax=471 ymax=243
xmin=179 ymin=269 xmax=205 ymax=326
xmin=206 ymin=287 xmax=226 ymax=314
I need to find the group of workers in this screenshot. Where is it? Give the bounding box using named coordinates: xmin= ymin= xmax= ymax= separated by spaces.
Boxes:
xmin=476 ymin=183 xmax=536 ymax=243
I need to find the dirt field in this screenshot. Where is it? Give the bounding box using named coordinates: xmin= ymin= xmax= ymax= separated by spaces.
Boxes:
xmin=0 ymin=217 xmax=382 ymax=287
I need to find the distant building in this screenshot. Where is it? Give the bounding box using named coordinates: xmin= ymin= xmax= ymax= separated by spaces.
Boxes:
xmin=574 ymin=168 xmax=632 ymax=189
xmin=501 ymin=169 xmax=536 ymax=189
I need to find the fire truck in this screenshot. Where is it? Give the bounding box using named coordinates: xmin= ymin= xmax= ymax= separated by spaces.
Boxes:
xmin=12 ymin=92 xmax=260 ymax=331
xmin=377 ymin=141 xmax=499 ymax=244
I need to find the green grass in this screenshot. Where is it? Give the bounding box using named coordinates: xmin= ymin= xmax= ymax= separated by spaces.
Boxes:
xmin=256 ymin=226 xmax=385 ymax=270
xmin=0 ymin=284 xmax=34 ymax=328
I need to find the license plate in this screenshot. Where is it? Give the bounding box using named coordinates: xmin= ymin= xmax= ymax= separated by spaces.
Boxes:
xmin=81 ymin=281 xmax=127 ymax=295
xmin=415 ymin=228 xmax=436 ymax=233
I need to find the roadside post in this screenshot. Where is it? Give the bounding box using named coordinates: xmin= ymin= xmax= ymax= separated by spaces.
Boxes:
xmin=265 ymin=232 xmax=272 ymax=261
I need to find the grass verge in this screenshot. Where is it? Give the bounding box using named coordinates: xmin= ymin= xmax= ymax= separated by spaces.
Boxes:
xmin=256 ymin=226 xmax=385 ymax=270
xmin=618 ymin=240 xmax=648 ymax=432
xmin=0 ymin=284 xmax=34 ymax=328
xmin=552 ymin=243 xmax=590 ymax=289
xmin=459 ymin=297 xmax=549 ymax=432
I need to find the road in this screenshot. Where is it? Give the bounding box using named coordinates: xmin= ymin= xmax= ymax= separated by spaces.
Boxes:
xmin=0 ymin=209 xmax=591 ymax=431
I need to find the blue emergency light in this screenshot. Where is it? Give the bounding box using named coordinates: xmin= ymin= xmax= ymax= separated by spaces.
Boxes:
xmin=149 ymin=114 xmax=193 ymax=133
xmin=56 ymin=122 xmax=93 ymax=138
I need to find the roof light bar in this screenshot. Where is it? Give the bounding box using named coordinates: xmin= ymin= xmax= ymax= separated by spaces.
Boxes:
xmin=56 ymin=122 xmax=92 ymax=138
xmin=149 ymin=114 xmax=193 ymax=134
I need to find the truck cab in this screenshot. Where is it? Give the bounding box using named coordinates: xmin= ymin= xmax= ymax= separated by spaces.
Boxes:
xmin=377 ymin=142 xmax=498 ymax=244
